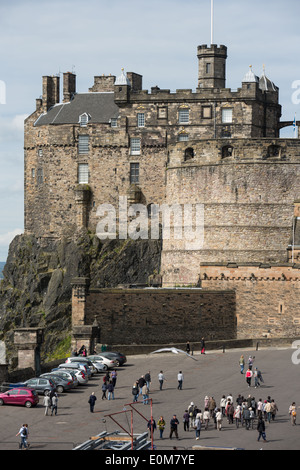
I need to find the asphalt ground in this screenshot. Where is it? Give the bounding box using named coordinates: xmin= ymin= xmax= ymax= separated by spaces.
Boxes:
xmin=0 ymin=345 xmax=300 ymax=454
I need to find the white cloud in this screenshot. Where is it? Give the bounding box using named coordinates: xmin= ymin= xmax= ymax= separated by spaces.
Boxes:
xmin=0 ymin=229 xmax=23 ymax=247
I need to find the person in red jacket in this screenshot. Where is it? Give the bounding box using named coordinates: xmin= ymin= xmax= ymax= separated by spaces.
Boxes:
xmin=246 ymin=368 xmax=253 ymax=387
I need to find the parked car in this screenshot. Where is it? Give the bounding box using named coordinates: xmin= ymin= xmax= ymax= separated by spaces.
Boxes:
xmin=55 ymin=367 xmax=88 ymax=385
xmin=64 ymin=358 xmax=97 ymax=375
xmin=87 ymin=359 xmax=106 ymax=373
xmin=90 ymin=351 xmax=127 ymax=367
xmin=86 ymin=355 xmax=118 ymax=370
xmin=0 ymin=388 xmax=39 ymax=408
xmin=39 ymin=374 xmax=73 ymax=393
xmin=49 ymin=369 xmax=79 ymax=387
xmin=59 ymin=362 xmax=92 ymax=378
xmin=11 ymin=378 xmax=56 ymax=396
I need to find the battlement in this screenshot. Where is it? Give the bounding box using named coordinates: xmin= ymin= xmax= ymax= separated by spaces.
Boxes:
xmin=167 ymin=138 xmax=300 ymax=168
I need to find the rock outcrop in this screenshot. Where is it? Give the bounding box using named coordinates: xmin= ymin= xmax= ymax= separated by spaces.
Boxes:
xmin=0 ymin=230 xmax=161 ymax=365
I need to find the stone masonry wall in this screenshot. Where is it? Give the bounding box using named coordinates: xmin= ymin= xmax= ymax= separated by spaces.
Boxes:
xmin=85 ymin=288 xmax=236 ymax=345
xmin=200 ymin=264 xmax=300 ymax=339
xmin=161 ymin=139 xmax=300 ymax=286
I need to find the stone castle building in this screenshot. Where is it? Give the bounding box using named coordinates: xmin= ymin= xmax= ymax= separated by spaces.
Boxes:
xmin=24 ymin=43 xmax=300 ymax=345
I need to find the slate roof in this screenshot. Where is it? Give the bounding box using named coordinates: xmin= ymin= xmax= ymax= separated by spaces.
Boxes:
xmin=35 ymin=92 xmax=120 ymax=126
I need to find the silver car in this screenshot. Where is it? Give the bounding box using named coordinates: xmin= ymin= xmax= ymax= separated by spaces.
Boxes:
xmin=50 ymin=369 xmax=79 ymax=387
xmin=65 ymin=357 xmax=97 ymax=375
xmin=57 ymin=367 xmax=88 ymax=384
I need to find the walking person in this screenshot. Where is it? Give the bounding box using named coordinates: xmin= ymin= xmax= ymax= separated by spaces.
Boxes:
xmin=195 ymin=411 xmax=202 ymax=439
xmin=169 ymin=415 xmax=179 ymax=440
xmin=43 ymin=393 xmax=51 ymax=416
xmin=183 ymin=410 xmax=190 ymax=432
xmin=51 ymin=393 xmax=58 ymax=416
xmin=239 ymin=355 xmax=245 ymax=374
xmin=132 ymin=381 xmax=139 ymax=402
xmin=147 ymin=418 xmax=156 ymax=439
xmin=107 ymin=380 xmax=115 ymax=400
xmin=234 ymin=405 xmax=242 ymax=428
xmin=158 ymin=371 xmax=166 ymax=390
xmin=201 ymin=337 xmax=206 ymax=354
xmin=188 ymin=401 xmax=196 ymax=429
xmin=216 ymin=408 xmax=223 ymax=431
xmin=88 ymin=392 xmax=97 ymax=412
xmin=142 ymin=383 xmax=149 ymax=404
xmin=246 ymin=368 xmax=253 ymax=387
xmin=16 ymin=424 xmax=29 ymax=450
xmin=111 ymin=369 xmax=117 ymax=387
xmin=177 ymin=371 xmax=184 ymax=390
xmin=102 ymin=382 xmax=108 ymax=399
xmin=157 ymin=416 xmax=166 ymax=439
xmin=289 ymin=402 xmax=297 ymax=425
xmin=145 ymin=371 xmax=151 ymax=390
xmin=257 ymin=416 xmax=267 ymax=442
xmin=203 ymin=408 xmax=210 ymax=430
xmin=186 ymin=341 xmax=191 ymax=355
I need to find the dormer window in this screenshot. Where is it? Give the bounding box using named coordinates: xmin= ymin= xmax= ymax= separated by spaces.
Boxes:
xmin=79 ymin=113 xmax=90 ymax=127
xmin=111 ymin=118 xmax=118 ymax=128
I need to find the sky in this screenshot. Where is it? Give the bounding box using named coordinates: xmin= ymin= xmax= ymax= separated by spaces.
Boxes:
xmin=0 ymin=0 xmax=300 ymax=261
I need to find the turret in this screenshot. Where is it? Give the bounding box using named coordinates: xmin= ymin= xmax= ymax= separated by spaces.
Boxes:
xmin=197 ymin=44 xmax=227 ymax=89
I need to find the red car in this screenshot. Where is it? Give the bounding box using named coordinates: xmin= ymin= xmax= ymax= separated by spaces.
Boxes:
xmin=0 ymin=388 xmax=39 ymax=408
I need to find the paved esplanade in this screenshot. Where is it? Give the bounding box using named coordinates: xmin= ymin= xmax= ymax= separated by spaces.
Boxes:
xmin=1 ymin=346 xmax=300 ymax=450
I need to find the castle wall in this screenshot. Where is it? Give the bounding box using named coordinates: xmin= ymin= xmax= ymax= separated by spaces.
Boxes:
xmin=161 ymin=139 xmax=300 ymax=286
xmin=85 ymin=288 xmax=236 ymax=345
xmin=200 ymin=264 xmax=300 ymax=339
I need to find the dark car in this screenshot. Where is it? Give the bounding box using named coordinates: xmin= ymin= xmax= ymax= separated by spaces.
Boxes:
xmin=21 ymin=377 xmax=56 ymax=395
xmin=90 ymin=351 xmax=127 ymax=367
xmin=0 ymin=388 xmax=39 ymax=408
xmin=39 ymin=374 xmax=73 ymax=393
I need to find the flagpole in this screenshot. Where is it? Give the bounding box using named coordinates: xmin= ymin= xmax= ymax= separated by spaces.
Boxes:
xmin=211 ymin=0 xmax=214 ymax=45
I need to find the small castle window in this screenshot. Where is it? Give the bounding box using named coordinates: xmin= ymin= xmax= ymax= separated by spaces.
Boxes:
xmin=130 ymin=162 xmax=139 ymax=184
xmin=137 ymin=113 xmax=145 ymax=128
xmin=184 ymin=147 xmax=194 ymax=161
xmin=111 ymin=118 xmax=118 ymax=128
xmin=178 ymin=134 xmax=189 ymax=142
xmin=267 ymin=144 xmax=281 ymax=158
xmin=130 ymin=138 xmax=141 ymax=155
xmin=38 ymin=148 xmax=43 ymax=157
xmin=206 ymin=63 xmax=211 ymax=74
xmin=78 ymin=163 xmax=89 ymax=184
xmin=78 ymin=135 xmax=89 ymax=154
xmin=179 ymin=109 xmax=190 ymax=124
xmin=222 ymin=108 xmax=233 ymax=124
xmin=79 ymin=113 xmax=90 ymax=127
xmin=222 ymin=145 xmax=233 ymax=158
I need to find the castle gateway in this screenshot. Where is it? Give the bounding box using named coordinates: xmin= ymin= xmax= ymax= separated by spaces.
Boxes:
xmin=24 ymin=43 xmax=300 ymax=344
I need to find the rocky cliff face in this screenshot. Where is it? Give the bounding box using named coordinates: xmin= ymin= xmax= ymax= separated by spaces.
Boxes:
xmin=0 ymin=230 xmax=161 ymax=365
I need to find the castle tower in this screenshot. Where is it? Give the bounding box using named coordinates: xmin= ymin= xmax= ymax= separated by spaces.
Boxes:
xmin=197 ymin=44 xmax=227 ymax=89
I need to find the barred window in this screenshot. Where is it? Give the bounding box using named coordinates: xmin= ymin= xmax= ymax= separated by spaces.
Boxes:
xmin=178 ymin=134 xmax=189 ymax=142
xmin=137 ymin=113 xmax=145 ymax=127
xmin=130 ymin=138 xmax=141 ymax=155
xmin=78 ymin=135 xmax=89 ymax=154
xmin=179 ymin=109 xmax=190 ymax=124
xmin=78 ymin=163 xmax=89 ymax=184
xmin=130 ymin=163 xmax=140 ymax=184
